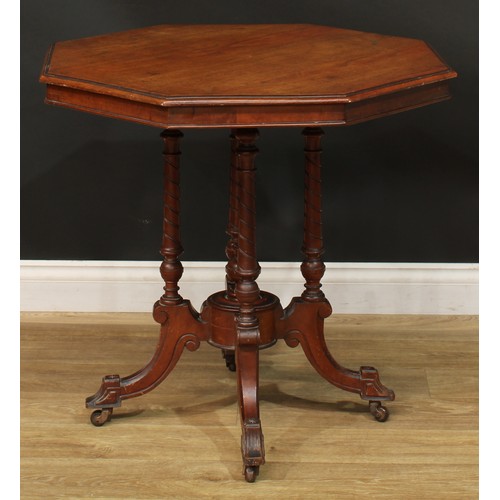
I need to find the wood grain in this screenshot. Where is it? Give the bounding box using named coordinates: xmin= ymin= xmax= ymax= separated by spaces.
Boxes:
xmin=41 ymin=25 xmax=454 ymax=105
xmin=21 ymin=313 xmax=478 ymax=498
xmin=39 ymin=24 xmax=457 ymax=128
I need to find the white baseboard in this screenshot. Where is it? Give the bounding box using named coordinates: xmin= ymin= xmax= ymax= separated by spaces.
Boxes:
xmin=20 ymin=260 xmax=478 ymax=315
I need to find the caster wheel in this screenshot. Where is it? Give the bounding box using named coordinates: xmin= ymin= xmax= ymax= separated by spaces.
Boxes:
xmin=244 ymin=465 xmax=259 ymax=483
xmin=222 ymin=351 xmax=236 ymax=372
xmin=369 ymin=401 xmax=389 ymax=422
xmin=90 ymin=408 xmax=113 ymax=426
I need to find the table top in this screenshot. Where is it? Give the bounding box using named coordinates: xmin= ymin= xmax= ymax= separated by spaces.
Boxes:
xmin=40 ymin=24 xmax=457 ymax=128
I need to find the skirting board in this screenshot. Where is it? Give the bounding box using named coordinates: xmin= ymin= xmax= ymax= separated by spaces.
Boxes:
xmin=20 ymin=260 xmax=478 ymax=315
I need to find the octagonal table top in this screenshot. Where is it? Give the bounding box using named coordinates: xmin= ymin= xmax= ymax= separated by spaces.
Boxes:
xmin=40 ymin=24 xmax=457 ymax=128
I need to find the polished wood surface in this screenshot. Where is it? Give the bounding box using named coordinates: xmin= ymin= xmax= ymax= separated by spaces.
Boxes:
xmin=40 ymin=24 xmax=456 ymax=128
xmin=20 ymin=313 xmax=478 ymax=499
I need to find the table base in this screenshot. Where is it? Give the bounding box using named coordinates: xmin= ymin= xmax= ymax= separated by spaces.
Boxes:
xmin=85 ymin=127 xmax=395 ymax=482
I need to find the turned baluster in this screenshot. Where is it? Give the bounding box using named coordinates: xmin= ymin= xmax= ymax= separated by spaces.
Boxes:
xmin=225 ymin=129 xmax=240 ymax=301
xmin=234 ymin=128 xmax=261 ymax=333
xmin=301 ymin=127 xmax=326 ymax=302
xmin=233 ymin=128 xmax=265 ymax=481
xmin=159 ymin=129 xmax=184 ymax=306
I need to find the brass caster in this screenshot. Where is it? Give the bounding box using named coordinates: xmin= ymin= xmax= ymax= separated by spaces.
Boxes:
xmin=369 ymin=401 xmax=389 ymax=422
xmin=244 ymin=465 xmax=259 ymax=483
xmin=90 ymin=408 xmax=113 ymax=426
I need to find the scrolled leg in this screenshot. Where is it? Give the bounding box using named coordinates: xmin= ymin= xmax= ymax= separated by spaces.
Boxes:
xmin=86 ymin=301 xmax=208 ymax=421
xmin=237 ymin=340 xmax=265 ymax=476
xmin=278 ymin=128 xmax=394 ymax=417
xmin=86 ymin=129 xmax=209 ymax=423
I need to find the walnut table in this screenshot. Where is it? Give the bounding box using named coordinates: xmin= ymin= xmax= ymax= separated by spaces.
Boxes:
xmin=40 ymin=24 xmax=457 ymax=482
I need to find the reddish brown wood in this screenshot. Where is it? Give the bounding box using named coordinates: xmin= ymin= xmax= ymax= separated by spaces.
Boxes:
xmin=204 ymin=290 xmax=280 ymax=351
xmin=232 ymin=129 xmax=265 ymax=478
xmin=86 ymin=131 xmax=210 ymax=417
xmin=159 ymin=130 xmax=184 ymax=305
xmin=301 ymin=127 xmax=326 ymax=302
xmin=275 ymin=129 xmax=394 ymax=405
xmin=41 ymin=24 xmax=457 ymax=482
xmin=277 ymin=296 xmax=395 ymax=403
xmin=86 ymin=301 xmax=210 ymax=415
xmin=220 ymin=171 xmax=240 ymax=382
xmin=40 ymin=24 xmax=456 ymax=128
xmin=224 ymin=129 xmax=239 ymax=301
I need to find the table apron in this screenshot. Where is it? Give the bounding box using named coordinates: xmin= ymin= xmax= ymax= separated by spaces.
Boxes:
xmin=44 ymin=82 xmax=452 ymax=129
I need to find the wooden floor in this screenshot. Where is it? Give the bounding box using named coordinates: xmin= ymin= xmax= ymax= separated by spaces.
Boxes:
xmin=20 ymin=313 xmax=478 ymax=499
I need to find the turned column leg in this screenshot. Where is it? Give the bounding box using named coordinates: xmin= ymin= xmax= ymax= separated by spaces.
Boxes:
xmin=233 ymin=128 xmax=265 ymax=482
xmin=158 ymin=129 xmax=184 ymax=306
xmin=86 ymin=130 xmax=209 ymax=425
xmin=301 ymin=127 xmax=326 ymax=302
xmin=225 ymin=129 xmax=240 ymax=301
xmin=278 ymin=128 xmax=395 ymax=421
xmin=220 ymin=130 xmax=240 ymax=371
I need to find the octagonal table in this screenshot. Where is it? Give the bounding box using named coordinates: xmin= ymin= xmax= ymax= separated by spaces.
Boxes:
xmin=40 ymin=24 xmax=457 ymax=482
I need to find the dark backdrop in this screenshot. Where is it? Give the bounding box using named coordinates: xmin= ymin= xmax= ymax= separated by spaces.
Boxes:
xmin=21 ymin=0 xmax=478 ymax=263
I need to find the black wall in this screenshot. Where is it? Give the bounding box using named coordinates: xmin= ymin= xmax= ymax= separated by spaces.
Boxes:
xmin=21 ymin=0 xmax=478 ymax=263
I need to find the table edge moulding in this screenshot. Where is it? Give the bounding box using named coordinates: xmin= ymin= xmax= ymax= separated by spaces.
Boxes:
xmin=40 ymin=23 xmax=457 ymax=129
xmin=39 ymin=23 xmax=457 ymax=482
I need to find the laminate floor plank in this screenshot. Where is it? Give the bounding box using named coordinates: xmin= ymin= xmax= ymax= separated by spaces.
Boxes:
xmin=21 ymin=313 xmax=478 ymax=499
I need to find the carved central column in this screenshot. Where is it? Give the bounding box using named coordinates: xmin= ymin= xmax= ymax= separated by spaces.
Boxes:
xmin=225 ymin=129 xmax=240 ymax=301
xmin=233 ymin=128 xmax=265 ymax=481
xmin=234 ymin=129 xmax=261 ymax=319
